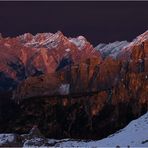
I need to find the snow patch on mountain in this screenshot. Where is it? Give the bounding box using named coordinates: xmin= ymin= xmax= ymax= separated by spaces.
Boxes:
xmin=18 ymin=31 xmax=90 ymax=53
xmin=95 ymin=41 xmax=129 ymax=59
xmin=69 ymin=36 xmax=86 ymax=50
xmin=0 ymin=134 xmax=15 ymax=144
xmin=123 ymin=30 xmax=148 ymax=50
xmin=58 ymin=84 xmax=70 ymax=95
xmin=95 ymin=30 xmax=148 ymax=59
xmin=23 ymin=31 xmax=62 ymax=49
xmin=65 ymin=48 xmax=71 ymax=52
xmin=0 ymin=134 xmax=21 ymax=147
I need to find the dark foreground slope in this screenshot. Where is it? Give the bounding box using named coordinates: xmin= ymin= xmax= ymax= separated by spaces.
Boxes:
xmin=0 ymin=112 xmax=147 ymax=147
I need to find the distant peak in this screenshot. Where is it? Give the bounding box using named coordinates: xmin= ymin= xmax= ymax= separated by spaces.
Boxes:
xmin=123 ymin=30 xmax=148 ymax=49
xmin=134 ymin=30 xmax=148 ymax=44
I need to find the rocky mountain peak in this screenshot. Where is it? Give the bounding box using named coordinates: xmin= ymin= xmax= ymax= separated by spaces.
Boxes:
xmin=0 ymin=31 xmax=101 ymax=92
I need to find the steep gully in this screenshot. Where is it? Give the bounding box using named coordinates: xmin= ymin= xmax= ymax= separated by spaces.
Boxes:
xmin=0 ymin=31 xmax=148 ymax=140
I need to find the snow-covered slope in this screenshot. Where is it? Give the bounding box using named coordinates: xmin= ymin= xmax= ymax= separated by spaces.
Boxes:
xmin=96 ymin=31 xmax=148 ymax=60
xmin=95 ymin=41 xmax=129 ymax=59
xmin=123 ymin=30 xmax=148 ymax=50
xmin=57 ymin=112 xmax=148 ymax=147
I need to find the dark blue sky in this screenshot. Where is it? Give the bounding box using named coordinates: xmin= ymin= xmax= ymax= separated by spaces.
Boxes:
xmin=0 ymin=1 xmax=148 ymax=45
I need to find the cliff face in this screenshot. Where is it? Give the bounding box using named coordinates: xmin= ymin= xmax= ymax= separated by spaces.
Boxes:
xmin=13 ymin=31 xmax=148 ymax=105
xmin=0 ymin=31 xmax=148 ymax=139
xmin=0 ymin=31 xmax=101 ymax=91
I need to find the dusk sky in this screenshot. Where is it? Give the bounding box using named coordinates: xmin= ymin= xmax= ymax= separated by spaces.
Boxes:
xmin=0 ymin=1 xmax=148 ymax=45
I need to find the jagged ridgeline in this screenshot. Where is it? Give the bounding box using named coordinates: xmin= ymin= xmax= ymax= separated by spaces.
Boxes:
xmin=0 ymin=31 xmax=148 ymax=139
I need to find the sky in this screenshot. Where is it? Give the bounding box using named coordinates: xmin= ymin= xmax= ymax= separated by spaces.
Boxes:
xmin=0 ymin=1 xmax=148 ymax=46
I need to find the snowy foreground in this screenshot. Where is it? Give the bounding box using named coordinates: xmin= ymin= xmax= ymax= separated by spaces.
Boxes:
xmin=0 ymin=112 xmax=148 ymax=147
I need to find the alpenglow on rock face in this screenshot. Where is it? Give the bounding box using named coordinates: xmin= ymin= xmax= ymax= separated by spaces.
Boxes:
xmin=0 ymin=30 xmax=148 ymax=140
xmin=0 ymin=31 xmax=101 ymax=92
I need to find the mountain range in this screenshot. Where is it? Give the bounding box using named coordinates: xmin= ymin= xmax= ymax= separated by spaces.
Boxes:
xmin=0 ymin=30 xmax=147 ymax=141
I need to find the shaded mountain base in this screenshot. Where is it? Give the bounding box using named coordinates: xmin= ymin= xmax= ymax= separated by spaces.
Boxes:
xmin=1 ymin=93 xmax=147 ymax=140
xmin=0 ymin=92 xmax=20 ymax=132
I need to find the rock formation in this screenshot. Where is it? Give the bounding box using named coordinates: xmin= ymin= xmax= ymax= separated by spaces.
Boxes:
xmin=0 ymin=31 xmax=101 ymax=92
xmin=0 ymin=30 xmax=148 ymax=139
